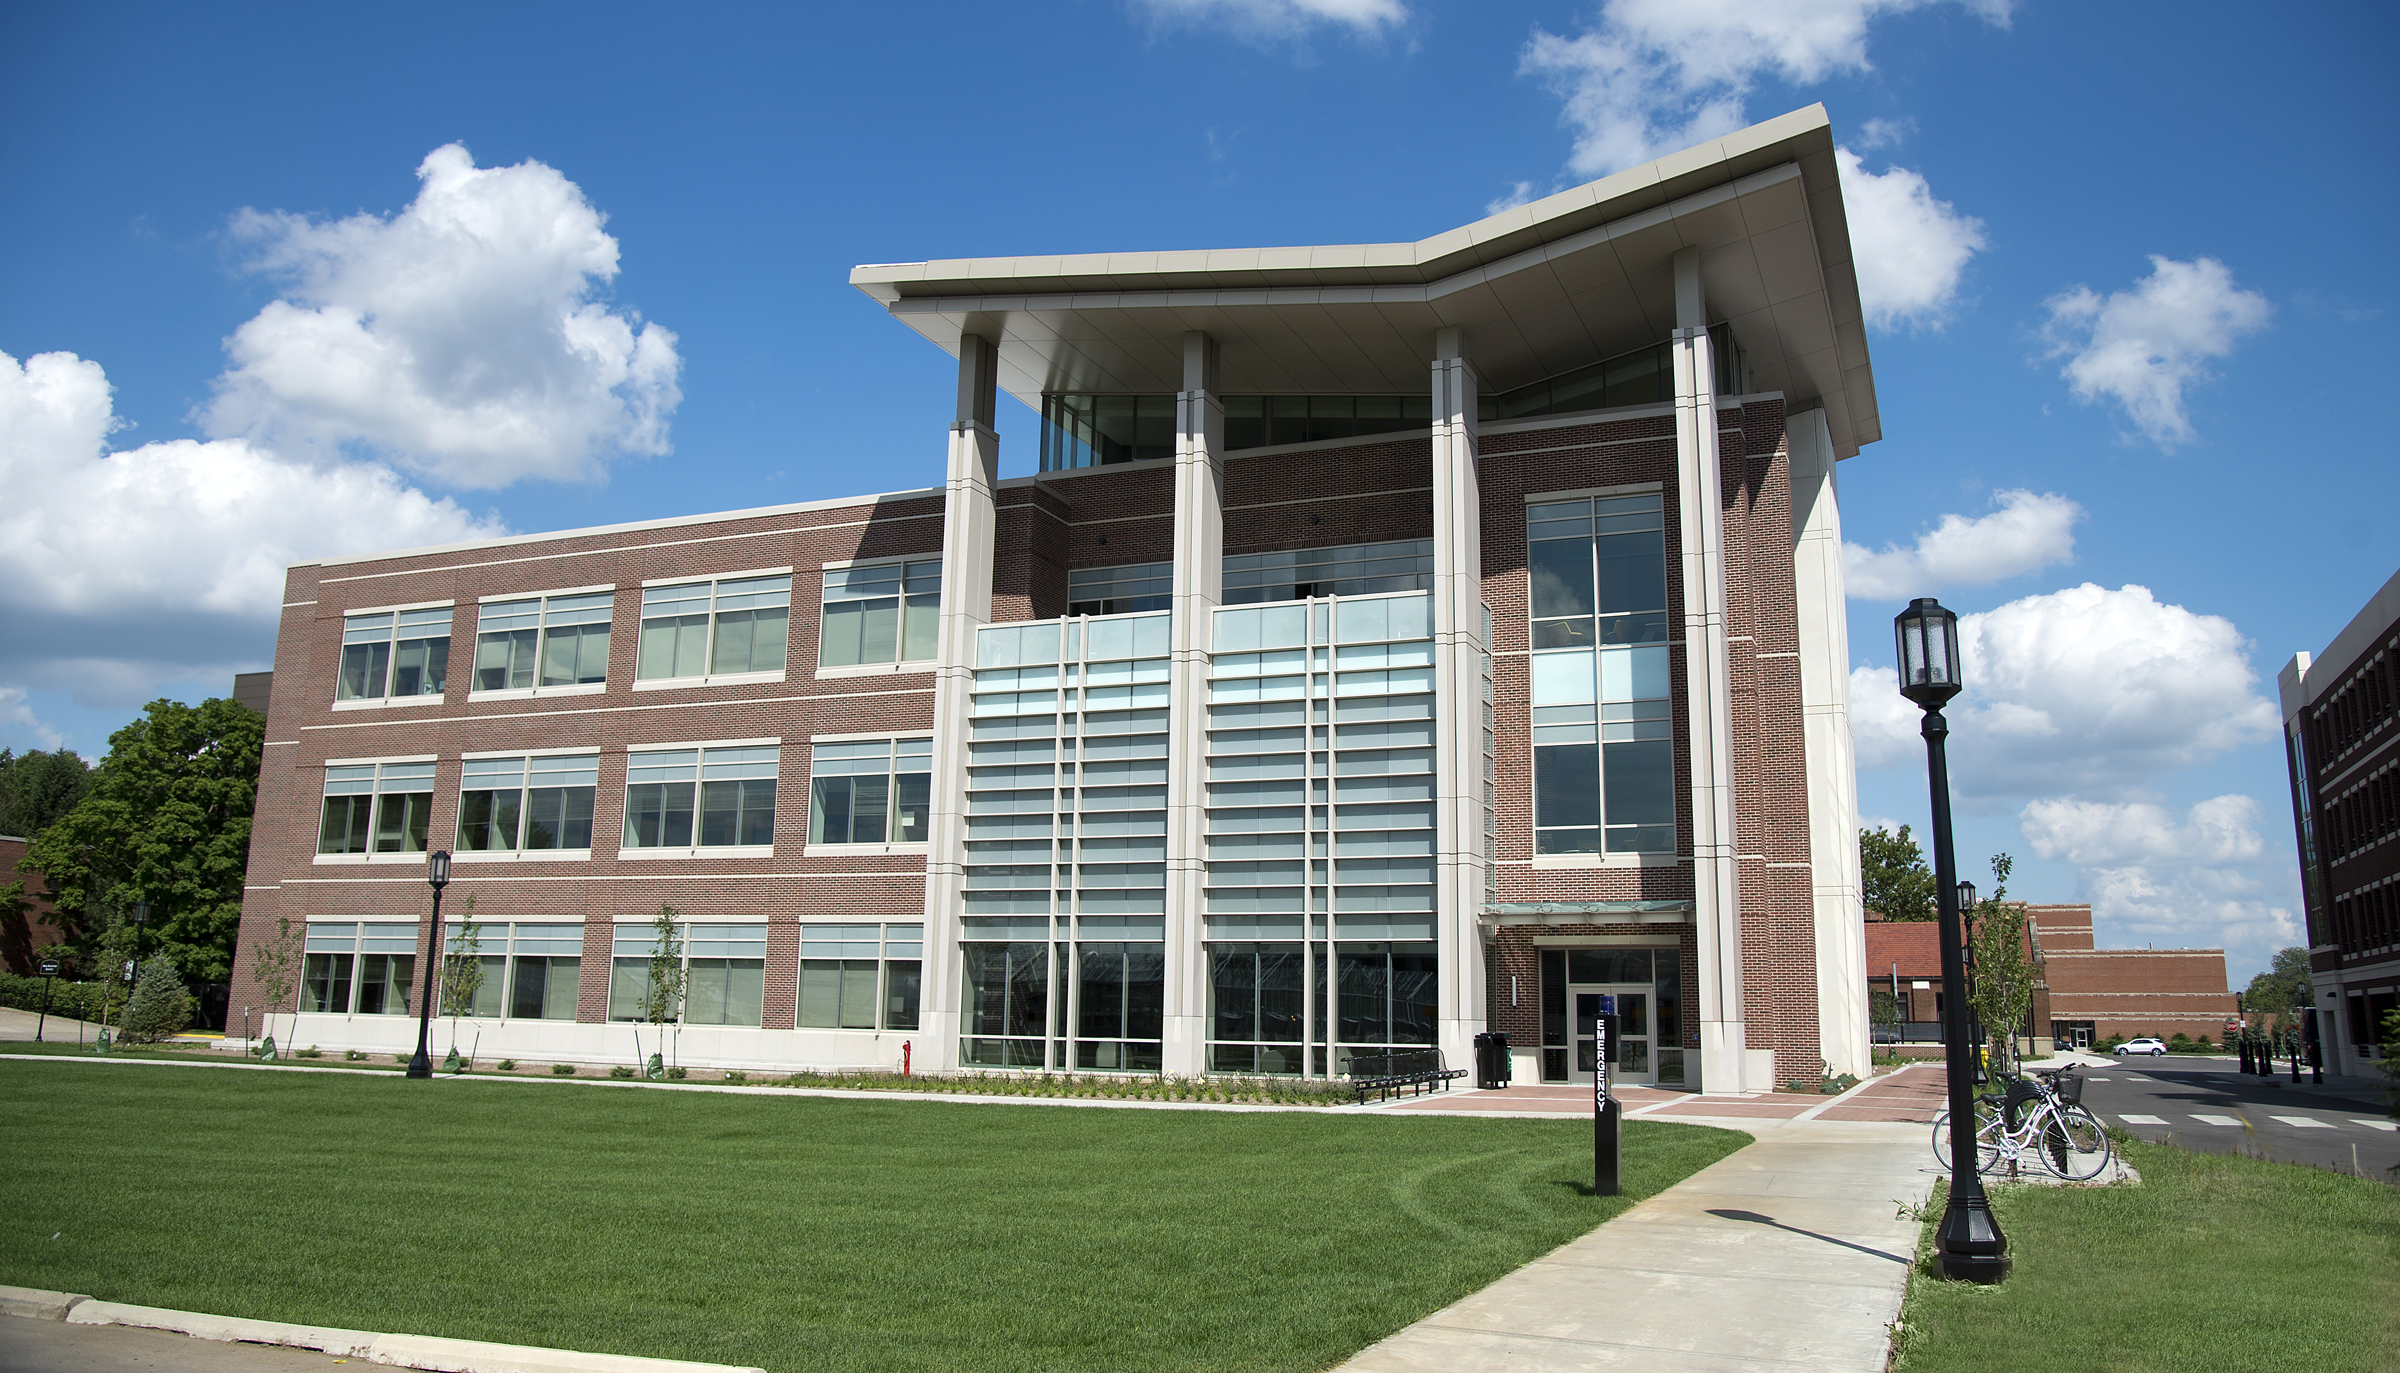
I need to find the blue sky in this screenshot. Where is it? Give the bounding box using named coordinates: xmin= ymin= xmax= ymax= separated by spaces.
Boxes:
xmin=4 ymin=1 xmax=2394 ymax=981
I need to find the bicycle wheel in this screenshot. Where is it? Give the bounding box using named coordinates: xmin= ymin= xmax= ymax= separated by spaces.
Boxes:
xmin=2041 ymin=1104 xmax=2112 ymax=1181
xmin=1931 ymin=1111 xmax=2003 ymax=1174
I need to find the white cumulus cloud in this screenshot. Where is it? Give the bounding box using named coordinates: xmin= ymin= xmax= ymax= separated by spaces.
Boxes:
xmin=203 ymin=143 xmax=681 ymax=489
xmin=1850 ymin=583 xmax=2280 ymax=798
xmin=2022 ymin=794 xmax=2299 ymax=972
xmin=1514 ymin=3 xmax=2000 ymax=329
xmin=1130 ymin=0 xmax=1406 ymax=42
xmin=2041 ymin=255 xmax=2272 ymax=450
xmin=1844 ymin=489 xmax=2081 ymax=600
xmin=0 ymin=686 xmax=65 ymax=751
xmin=0 ymin=349 xmax=504 ymax=701
xmin=1836 ymin=147 xmax=1988 ymax=329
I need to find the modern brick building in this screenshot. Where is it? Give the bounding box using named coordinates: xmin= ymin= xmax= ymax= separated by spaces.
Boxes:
xmin=228 ymin=106 xmax=1876 ymax=1091
xmin=2280 ymin=566 xmax=2400 ymax=1068
xmin=2030 ymin=904 xmax=2233 ymax=1048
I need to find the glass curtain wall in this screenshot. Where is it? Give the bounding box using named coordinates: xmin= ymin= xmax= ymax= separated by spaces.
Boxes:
xmin=1202 ymin=591 xmax=1441 ymax=1075
xmin=959 ymin=611 xmax=1173 ymax=1070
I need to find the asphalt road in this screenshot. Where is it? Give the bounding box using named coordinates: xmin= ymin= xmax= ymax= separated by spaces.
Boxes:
xmin=2073 ymin=1055 xmax=2397 ymax=1183
xmin=0 ymin=1317 xmax=349 ymax=1373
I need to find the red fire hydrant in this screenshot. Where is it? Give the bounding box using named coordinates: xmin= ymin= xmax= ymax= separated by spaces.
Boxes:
xmin=902 ymin=1040 xmax=912 ymax=1077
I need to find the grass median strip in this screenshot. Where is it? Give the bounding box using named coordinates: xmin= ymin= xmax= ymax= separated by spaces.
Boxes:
xmin=0 ymin=1059 xmax=1745 ymax=1373
xmin=1892 ymin=1136 xmax=2400 ymax=1372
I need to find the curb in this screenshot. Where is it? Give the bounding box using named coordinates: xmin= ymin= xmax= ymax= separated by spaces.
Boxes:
xmin=0 ymin=1286 xmax=763 ymax=1373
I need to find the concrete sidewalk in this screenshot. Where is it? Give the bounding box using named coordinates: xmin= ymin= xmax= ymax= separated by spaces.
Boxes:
xmin=1332 ymin=1117 xmax=1936 ymax=1372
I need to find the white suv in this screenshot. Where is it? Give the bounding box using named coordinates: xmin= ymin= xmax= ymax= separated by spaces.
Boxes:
xmin=2114 ymin=1037 xmax=2168 ymax=1056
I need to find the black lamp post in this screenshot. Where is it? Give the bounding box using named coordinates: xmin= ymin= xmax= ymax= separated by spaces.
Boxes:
xmin=405 ymin=851 xmax=452 ymax=1080
xmin=1896 ymin=597 xmax=2010 ymax=1284
xmin=36 ymin=959 xmax=59 ymax=1042
xmin=130 ymin=901 xmax=149 ymax=974
xmin=1958 ymin=879 xmax=1984 ymax=1078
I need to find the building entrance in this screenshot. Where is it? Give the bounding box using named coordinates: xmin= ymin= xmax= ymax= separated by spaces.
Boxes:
xmin=1573 ymin=984 xmax=1653 ymax=1085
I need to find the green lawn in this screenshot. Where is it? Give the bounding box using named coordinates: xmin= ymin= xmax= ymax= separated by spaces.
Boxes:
xmin=1893 ymin=1137 xmax=2400 ymax=1373
xmin=0 ymin=1060 xmax=1746 ymax=1373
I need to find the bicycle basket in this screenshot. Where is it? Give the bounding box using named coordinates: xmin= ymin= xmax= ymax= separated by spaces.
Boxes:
xmin=2052 ymin=1072 xmax=2084 ymax=1106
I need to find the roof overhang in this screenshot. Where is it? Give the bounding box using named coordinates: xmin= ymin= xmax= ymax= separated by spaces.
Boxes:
xmin=852 ymin=104 xmax=1879 ymax=458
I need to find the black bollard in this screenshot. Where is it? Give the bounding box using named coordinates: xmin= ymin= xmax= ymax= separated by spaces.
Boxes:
xmin=1595 ymin=1094 xmax=1622 ymax=1197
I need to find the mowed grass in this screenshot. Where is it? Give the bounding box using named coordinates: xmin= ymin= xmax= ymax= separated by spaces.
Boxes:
xmin=1893 ymin=1136 xmax=2400 ymax=1373
xmin=0 ymin=1061 xmax=1746 ymax=1373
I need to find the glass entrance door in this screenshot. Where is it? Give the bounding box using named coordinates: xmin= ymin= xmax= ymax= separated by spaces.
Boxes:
xmin=1571 ymin=986 xmax=1652 ymax=1085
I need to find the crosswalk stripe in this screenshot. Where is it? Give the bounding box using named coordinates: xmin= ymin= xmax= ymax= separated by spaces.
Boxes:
xmin=2350 ymin=1119 xmax=2397 ymax=1132
xmin=2189 ymin=1114 xmax=2242 ymax=1126
xmin=2269 ymin=1115 xmax=2333 ymax=1129
xmin=2117 ymin=1114 xmax=2167 ymax=1125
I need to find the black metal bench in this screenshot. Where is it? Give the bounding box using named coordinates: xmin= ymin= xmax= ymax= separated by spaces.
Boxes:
xmin=1347 ymin=1049 xmax=1468 ymax=1103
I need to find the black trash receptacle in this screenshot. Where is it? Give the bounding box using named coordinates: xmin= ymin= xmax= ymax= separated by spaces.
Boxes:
xmin=1473 ymin=1031 xmax=1511 ymax=1089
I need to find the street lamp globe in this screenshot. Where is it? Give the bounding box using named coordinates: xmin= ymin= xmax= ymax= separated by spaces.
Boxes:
xmin=427 ymin=850 xmax=452 ymax=889
xmin=1956 ymin=881 xmax=1977 ymax=912
xmin=1894 ymin=598 xmax=1964 ymax=707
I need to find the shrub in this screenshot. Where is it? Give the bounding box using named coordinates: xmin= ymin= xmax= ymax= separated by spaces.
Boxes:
xmin=0 ymin=971 xmax=112 ymax=1024
xmin=119 ymin=955 xmax=193 ymax=1043
xmin=297 ymin=1046 xmax=323 ymax=1058
xmin=344 ymin=1049 xmax=367 ymax=1061
xmin=551 ymin=1063 xmax=576 ymax=1076
xmin=721 ymin=1071 xmax=748 ymax=1084
xmin=666 ymin=1066 xmax=688 ymax=1080
xmin=2169 ymin=1032 xmax=2191 ymax=1045
xmin=495 ymin=1059 xmax=516 ymax=1071
xmin=608 ymin=1065 xmax=636 ymax=1079
xmin=392 ymin=1054 xmax=411 ymax=1064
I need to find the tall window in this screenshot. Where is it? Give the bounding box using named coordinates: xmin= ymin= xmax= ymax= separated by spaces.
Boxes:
xmin=457 ymin=754 xmax=598 ymax=854
xmin=609 ymin=921 xmax=764 ymax=1025
xmin=623 ymin=744 xmax=780 ymax=853
xmin=1527 ymin=494 xmax=1675 ymax=855
xmin=808 ymin=738 xmax=932 ymax=845
xmin=818 ymin=561 xmax=939 ymax=668
xmin=318 ymin=761 xmax=436 ymax=856
xmin=473 ymin=592 xmax=613 ymax=693
xmin=638 ymin=574 xmax=792 ymax=682
xmin=502 ymin=923 xmax=584 ymax=1020
xmin=798 ymin=923 xmax=922 ymax=1030
xmin=337 ymin=607 xmax=451 ymax=703
xmin=302 ymin=922 xmax=417 ymax=1014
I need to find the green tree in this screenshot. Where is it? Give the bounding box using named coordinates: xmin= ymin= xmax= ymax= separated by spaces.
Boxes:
xmin=439 ymin=899 xmax=486 ymax=1055
xmin=640 ymin=904 xmax=686 ymax=1073
xmin=22 ymin=698 xmax=262 ymax=984
xmin=1966 ymin=854 xmax=2038 ymax=1074
xmin=2241 ymin=946 xmax=2313 ymax=1031
xmin=121 ymin=953 xmax=194 ymax=1042
xmin=0 ymin=747 xmax=93 ymax=838
xmin=248 ymin=914 xmax=303 ymax=1051
xmin=1860 ymin=824 xmax=1936 ymax=921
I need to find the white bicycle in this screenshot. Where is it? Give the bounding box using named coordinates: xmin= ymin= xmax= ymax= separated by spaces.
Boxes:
xmin=1930 ymin=1064 xmax=2113 ymax=1182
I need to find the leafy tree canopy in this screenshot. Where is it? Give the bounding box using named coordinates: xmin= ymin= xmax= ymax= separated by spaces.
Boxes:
xmin=1861 ymin=824 xmax=1937 ymax=921
xmin=2241 ymin=946 xmax=2313 ymax=1023
xmin=23 ymin=698 xmax=261 ymax=984
xmin=0 ymin=747 xmax=92 ymax=839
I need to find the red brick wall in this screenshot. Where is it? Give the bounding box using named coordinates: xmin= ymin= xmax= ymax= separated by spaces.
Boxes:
xmin=0 ymin=835 xmax=66 ymax=976
xmin=230 ymin=497 xmax=947 ymax=1030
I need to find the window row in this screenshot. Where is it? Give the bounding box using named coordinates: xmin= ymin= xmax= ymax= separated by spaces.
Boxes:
xmin=2309 ymin=648 xmax=2395 ymax=767
xmin=2322 ymin=765 xmax=2399 ymax=864
xmin=320 ymin=743 xmax=813 ymax=858
xmin=2328 ymin=882 xmax=2397 ymax=958
xmin=296 ymin=920 xmax=921 ymax=1030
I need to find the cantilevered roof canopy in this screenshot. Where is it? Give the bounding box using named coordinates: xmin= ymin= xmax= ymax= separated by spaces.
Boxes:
xmin=852 ymin=104 xmax=1879 ymax=458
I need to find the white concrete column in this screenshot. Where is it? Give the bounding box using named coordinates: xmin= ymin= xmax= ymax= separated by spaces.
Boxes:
xmin=921 ymin=332 xmax=1000 ymax=1074
xmin=1791 ymin=407 xmax=1868 ymax=1076
xmin=1672 ymin=249 xmax=1750 ymax=1093
xmin=1163 ymin=331 xmax=1224 ymax=1076
xmin=1431 ymin=326 xmax=1490 ymax=1073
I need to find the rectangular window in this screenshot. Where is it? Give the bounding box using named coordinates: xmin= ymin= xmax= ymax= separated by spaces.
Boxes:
xmin=317 ymin=761 xmax=436 ymax=856
xmin=623 ymin=744 xmax=780 ymax=854
xmin=796 ymin=923 xmax=922 ymax=1030
xmin=818 ymin=561 xmax=938 ymax=668
xmin=457 ymin=754 xmax=598 ymax=854
xmin=808 ymin=738 xmax=932 ymax=845
xmin=1066 ymin=562 xmax=1172 ymax=617
xmin=473 ymin=592 xmax=614 ymax=694
xmin=1528 ymin=494 xmax=1675 ymax=855
xmin=1221 ymin=540 xmax=1434 ymax=607
xmin=608 ymin=921 xmax=764 ymax=1025
xmin=302 ymin=921 xmax=417 ymax=1015
xmin=336 ymin=607 xmax=451 ymax=703
xmin=637 ymin=574 xmax=795 ymax=683
xmin=961 ymin=939 xmax=1050 ymax=1067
